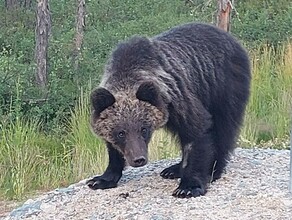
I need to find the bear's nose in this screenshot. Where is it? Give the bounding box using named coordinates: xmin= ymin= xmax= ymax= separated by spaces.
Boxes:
xmin=133 ymin=156 xmax=147 ymax=167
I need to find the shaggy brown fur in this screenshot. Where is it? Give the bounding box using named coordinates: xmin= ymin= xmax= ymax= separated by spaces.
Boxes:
xmin=91 ymin=95 xmax=167 ymax=144
xmin=87 ymin=22 xmax=251 ymax=198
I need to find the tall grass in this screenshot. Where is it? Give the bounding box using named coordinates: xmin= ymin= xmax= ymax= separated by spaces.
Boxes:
xmin=240 ymin=42 xmax=292 ymax=147
xmin=0 ymin=119 xmax=40 ymax=199
xmin=149 ymin=130 xmax=179 ymax=160
xmin=66 ymin=88 xmax=108 ymax=179
xmin=0 ymin=42 xmax=291 ymax=200
xmin=0 ymin=119 xmax=72 ymax=200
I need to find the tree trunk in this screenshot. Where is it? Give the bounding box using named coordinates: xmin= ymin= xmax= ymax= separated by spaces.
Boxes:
xmin=5 ymin=0 xmax=19 ymax=9
xmin=72 ymin=0 xmax=86 ymax=73
xmin=21 ymin=0 xmax=33 ymax=8
xmin=5 ymin=0 xmax=32 ymax=9
xmin=216 ymin=0 xmax=233 ymax=32
xmin=35 ymin=0 xmax=51 ymax=90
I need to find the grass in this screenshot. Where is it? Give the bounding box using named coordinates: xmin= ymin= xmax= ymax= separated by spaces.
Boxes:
xmin=149 ymin=130 xmax=179 ymax=161
xmin=0 ymin=42 xmax=291 ymax=200
xmin=66 ymin=88 xmax=108 ymax=179
xmin=0 ymin=119 xmax=73 ymax=200
xmin=240 ymin=42 xmax=292 ymax=148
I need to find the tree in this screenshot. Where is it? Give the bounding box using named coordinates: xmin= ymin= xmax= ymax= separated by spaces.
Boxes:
xmin=72 ymin=0 xmax=86 ymax=74
xmin=5 ymin=0 xmax=17 ymax=9
xmin=216 ymin=0 xmax=233 ymax=32
xmin=21 ymin=0 xmax=33 ymax=8
xmin=35 ymin=0 xmax=51 ymax=91
xmin=5 ymin=0 xmax=33 ymax=9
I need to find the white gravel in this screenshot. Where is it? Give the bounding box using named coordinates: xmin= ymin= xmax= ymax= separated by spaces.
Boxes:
xmin=3 ymin=148 xmax=292 ymax=220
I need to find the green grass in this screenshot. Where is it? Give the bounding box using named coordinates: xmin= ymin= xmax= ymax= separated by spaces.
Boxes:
xmin=0 ymin=42 xmax=291 ymax=200
xmin=149 ymin=130 xmax=180 ymax=161
xmin=240 ymin=42 xmax=292 ymax=148
xmin=0 ymin=119 xmax=69 ymax=200
xmin=66 ymin=88 xmax=108 ymax=179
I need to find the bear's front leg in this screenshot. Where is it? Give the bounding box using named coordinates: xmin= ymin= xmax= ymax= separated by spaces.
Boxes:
xmin=87 ymin=143 xmax=125 ymax=190
xmin=172 ymin=133 xmax=214 ymax=198
xmin=160 ymin=162 xmax=181 ymax=179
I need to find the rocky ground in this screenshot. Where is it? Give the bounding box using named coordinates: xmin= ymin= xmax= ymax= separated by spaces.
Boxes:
xmin=2 ymin=148 xmax=292 ymax=220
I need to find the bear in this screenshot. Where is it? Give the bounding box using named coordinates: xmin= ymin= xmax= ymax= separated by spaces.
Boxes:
xmin=87 ymin=22 xmax=251 ymax=198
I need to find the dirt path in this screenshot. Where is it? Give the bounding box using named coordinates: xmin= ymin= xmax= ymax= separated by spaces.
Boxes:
xmin=2 ymin=148 xmax=292 ymax=220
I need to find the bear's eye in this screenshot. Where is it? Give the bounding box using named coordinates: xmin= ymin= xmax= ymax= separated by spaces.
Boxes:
xmin=117 ymin=131 xmax=126 ymax=139
xmin=141 ymin=127 xmax=148 ymax=138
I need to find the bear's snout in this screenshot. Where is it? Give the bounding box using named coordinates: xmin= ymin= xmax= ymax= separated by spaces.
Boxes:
xmin=132 ymin=156 xmax=147 ymax=167
xmin=126 ymin=153 xmax=148 ymax=167
xmin=124 ymin=140 xmax=148 ymax=167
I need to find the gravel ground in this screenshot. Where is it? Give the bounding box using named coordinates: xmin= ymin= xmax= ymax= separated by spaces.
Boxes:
xmin=2 ymin=148 xmax=292 ymax=220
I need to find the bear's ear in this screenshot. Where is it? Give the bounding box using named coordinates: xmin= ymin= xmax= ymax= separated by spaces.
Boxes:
xmin=91 ymin=88 xmax=115 ymax=115
xmin=136 ymin=81 xmax=166 ymax=108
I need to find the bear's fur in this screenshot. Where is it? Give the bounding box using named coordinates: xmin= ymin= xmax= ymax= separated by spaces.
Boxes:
xmin=87 ymin=23 xmax=251 ymax=198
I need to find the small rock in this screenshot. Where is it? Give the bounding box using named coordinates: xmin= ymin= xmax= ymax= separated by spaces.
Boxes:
xmin=9 ymin=201 xmax=42 ymax=217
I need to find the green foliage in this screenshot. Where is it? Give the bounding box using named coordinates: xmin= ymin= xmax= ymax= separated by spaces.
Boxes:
xmin=0 ymin=87 xmax=104 ymax=200
xmin=0 ymin=118 xmax=70 ymax=200
xmin=149 ymin=130 xmax=180 ymax=160
xmin=233 ymin=0 xmax=292 ymax=46
xmin=66 ymin=87 xmax=108 ymax=179
xmin=1 ymin=0 xmax=291 ymax=129
xmin=240 ymin=42 xmax=292 ymax=147
xmin=0 ymin=0 xmax=292 ymax=200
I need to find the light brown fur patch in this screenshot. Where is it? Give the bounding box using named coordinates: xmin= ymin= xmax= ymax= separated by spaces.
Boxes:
xmin=91 ymin=95 xmax=167 ymax=143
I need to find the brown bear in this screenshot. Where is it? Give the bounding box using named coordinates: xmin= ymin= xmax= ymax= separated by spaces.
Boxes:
xmin=87 ymin=23 xmax=251 ymax=198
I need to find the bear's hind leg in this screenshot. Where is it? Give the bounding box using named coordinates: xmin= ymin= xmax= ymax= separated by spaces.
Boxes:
xmin=210 ymin=124 xmax=236 ymax=182
xmin=211 ymin=126 xmax=239 ymax=181
xmin=160 ymin=162 xmax=181 ymax=179
xmin=87 ymin=143 xmax=125 ymax=190
xmin=211 ymin=102 xmax=246 ymax=181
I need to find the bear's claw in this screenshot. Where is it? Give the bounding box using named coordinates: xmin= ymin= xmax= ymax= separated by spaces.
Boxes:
xmin=172 ymin=186 xmax=205 ymax=198
xmin=160 ymin=163 xmax=181 ymax=179
xmin=86 ymin=176 xmax=117 ymax=190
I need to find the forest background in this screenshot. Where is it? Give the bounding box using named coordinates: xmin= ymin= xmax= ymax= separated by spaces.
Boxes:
xmin=0 ymin=0 xmax=291 ymax=201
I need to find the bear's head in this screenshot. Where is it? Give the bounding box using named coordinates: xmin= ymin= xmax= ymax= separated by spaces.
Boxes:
xmin=90 ymin=81 xmax=169 ymax=167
